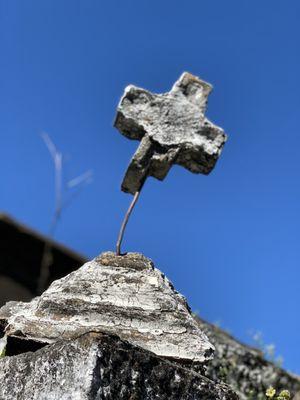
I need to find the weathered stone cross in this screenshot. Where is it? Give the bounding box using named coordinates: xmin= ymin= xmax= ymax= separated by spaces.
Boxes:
xmin=114 ymin=72 xmax=227 ymax=254
xmin=114 ymin=72 xmax=227 ymax=194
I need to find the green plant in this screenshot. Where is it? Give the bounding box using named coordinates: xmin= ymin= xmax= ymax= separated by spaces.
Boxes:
xmin=266 ymin=387 xmax=290 ymax=399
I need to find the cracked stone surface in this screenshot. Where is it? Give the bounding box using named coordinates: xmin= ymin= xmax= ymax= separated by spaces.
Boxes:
xmin=0 ymin=252 xmax=214 ymax=363
xmin=0 ymin=253 xmax=299 ymax=399
xmin=0 ymin=332 xmax=238 ymax=400
xmin=197 ymin=317 xmax=300 ymax=400
xmin=114 ymin=72 xmax=227 ymax=194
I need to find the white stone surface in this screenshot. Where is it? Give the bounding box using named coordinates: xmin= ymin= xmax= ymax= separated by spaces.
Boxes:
xmin=0 ymin=252 xmax=214 ymax=363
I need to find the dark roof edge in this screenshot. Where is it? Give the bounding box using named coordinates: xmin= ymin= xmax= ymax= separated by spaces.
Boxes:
xmin=0 ymin=213 xmax=88 ymax=263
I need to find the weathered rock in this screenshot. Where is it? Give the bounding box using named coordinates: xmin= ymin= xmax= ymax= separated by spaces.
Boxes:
xmin=0 ymin=332 xmax=238 ymax=400
xmin=0 ymin=252 xmax=213 ymax=363
xmin=196 ymin=318 xmax=300 ymax=399
xmin=1 ymin=252 xmax=299 ymax=399
xmin=114 ymin=72 xmax=227 ymax=194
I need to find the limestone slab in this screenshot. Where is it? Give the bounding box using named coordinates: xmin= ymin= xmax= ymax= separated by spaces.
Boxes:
xmin=0 ymin=252 xmax=214 ymax=363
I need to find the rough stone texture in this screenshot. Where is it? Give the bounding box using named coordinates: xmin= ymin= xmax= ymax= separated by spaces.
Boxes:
xmin=1 ymin=252 xmax=299 ymax=399
xmin=0 ymin=332 xmax=238 ymax=400
xmin=114 ymin=72 xmax=227 ymax=194
xmin=197 ymin=318 xmax=300 ymax=399
xmin=0 ymin=252 xmax=213 ymax=363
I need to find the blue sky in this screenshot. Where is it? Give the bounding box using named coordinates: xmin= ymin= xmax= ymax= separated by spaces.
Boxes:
xmin=1 ymin=0 xmax=300 ymax=372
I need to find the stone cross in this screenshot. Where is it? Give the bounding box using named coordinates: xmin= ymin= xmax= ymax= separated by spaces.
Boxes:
xmin=114 ymin=72 xmax=228 ymax=255
xmin=114 ymin=72 xmax=227 ymax=195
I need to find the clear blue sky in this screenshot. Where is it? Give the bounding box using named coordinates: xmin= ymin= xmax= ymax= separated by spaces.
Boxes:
xmin=1 ymin=0 xmax=300 ymax=373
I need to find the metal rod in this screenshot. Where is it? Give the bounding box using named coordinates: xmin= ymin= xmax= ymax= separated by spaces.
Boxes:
xmin=116 ymin=189 xmax=142 ymax=256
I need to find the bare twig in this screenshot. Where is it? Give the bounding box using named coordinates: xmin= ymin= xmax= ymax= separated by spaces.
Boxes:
xmin=41 ymin=132 xmax=63 ymax=222
xmin=68 ymin=170 xmax=93 ymax=188
xmin=37 ymin=133 xmax=92 ymax=294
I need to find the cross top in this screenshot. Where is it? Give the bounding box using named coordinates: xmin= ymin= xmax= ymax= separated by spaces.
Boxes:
xmin=114 ymin=72 xmax=227 ymax=194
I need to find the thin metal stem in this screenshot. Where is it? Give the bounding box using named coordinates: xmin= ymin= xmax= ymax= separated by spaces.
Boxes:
xmin=116 ymin=189 xmax=142 ymax=256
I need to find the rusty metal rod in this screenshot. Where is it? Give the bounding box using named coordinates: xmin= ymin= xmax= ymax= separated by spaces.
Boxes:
xmin=116 ymin=189 xmax=142 ymax=256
